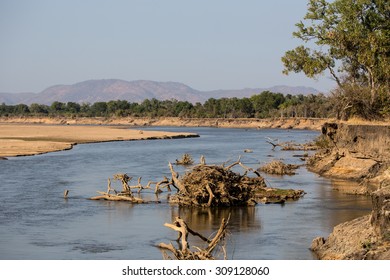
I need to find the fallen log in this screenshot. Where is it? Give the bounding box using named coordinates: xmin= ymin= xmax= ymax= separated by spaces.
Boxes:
xmin=89 ymin=192 xmax=144 ymax=203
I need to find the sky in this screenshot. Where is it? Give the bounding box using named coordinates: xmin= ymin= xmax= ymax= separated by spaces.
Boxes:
xmin=0 ymin=0 xmax=337 ymax=93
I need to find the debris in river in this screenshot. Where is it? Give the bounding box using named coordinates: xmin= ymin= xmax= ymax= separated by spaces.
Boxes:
xmin=168 ymin=156 xmax=265 ymax=206
xmin=259 ymin=160 xmax=300 ymax=175
xmin=89 ymin=156 xmax=305 ymax=205
xmin=265 ymin=137 xmax=317 ymax=151
xmin=158 ymin=216 xmax=230 ymax=260
xmin=175 ymin=153 xmax=194 ymax=165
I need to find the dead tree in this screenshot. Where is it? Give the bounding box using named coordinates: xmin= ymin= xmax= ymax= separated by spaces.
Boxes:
xmin=146 ymin=176 xmax=172 ymax=194
xmin=158 ymin=216 xmax=230 ymax=260
xmin=89 ymin=173 xmax=174 ymax=202
xmin=89 ymin=174 xmax=143 ymax=203
xmin=113 ymin=173 xmax=132 ymax=194
xmin=265 ymin=136 xmax=281 ymax=151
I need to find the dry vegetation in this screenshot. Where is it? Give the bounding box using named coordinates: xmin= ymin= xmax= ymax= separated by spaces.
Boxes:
xmin=259 ymin=160 xmax=300 ymax=175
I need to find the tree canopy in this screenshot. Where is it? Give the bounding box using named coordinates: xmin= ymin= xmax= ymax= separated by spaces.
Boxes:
xmin=282 ymin=0 xmax=389 ymax=119
xmin=0 ymin=92 xmax=333 ymax=119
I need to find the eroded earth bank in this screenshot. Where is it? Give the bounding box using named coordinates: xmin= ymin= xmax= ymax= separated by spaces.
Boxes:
xmin=309 ymin=123 xmax=390 ymax=259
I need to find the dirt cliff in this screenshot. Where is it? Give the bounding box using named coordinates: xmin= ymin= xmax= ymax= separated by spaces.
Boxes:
xmin=309 ymin=122 xmax=390 ymax=259
xmin=308 ymin=123 xmax=390 ymax=194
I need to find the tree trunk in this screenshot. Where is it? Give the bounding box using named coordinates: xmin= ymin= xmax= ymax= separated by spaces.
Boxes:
xmin=367 ymin=68 xmax=376 ymax=106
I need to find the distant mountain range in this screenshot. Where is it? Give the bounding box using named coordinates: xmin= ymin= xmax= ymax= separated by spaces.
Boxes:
xmin=0 ymin=79 xmax=320 ymax=105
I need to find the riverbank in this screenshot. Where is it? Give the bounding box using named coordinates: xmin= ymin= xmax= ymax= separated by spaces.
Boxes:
xmin=0 ymin=116 xmax=330 ymax=130
xmin=0 ymin=124 xmax=198 ymax=158
xmin=308 ymin=122 xmax=390 ymax=193
xmin=310 ymin=187 xmax=390 ymax=260
xmin=309 ymin=122 xmax=390 ymax=259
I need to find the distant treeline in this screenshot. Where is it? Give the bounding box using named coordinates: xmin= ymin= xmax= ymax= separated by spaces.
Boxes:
xmin=1 ymin=91 xmax=334 ymax=119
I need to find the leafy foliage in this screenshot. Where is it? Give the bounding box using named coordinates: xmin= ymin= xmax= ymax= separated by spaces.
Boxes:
xmin=282 ymin=0 xmax=390 ymax=119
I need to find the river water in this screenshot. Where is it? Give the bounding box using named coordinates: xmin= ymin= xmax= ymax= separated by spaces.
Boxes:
xmin=0 ymin=127 xmax=372 ymax=259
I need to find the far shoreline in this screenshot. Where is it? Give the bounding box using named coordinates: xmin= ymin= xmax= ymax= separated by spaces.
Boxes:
xmin=1 ymin=116 xmax=332 ymax=130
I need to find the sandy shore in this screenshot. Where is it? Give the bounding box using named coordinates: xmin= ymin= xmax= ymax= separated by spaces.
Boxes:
xmin=0 ymin=123 xmax=198 ymax=158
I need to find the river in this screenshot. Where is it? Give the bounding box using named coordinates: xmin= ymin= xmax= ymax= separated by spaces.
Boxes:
xmin=0 ymin=127 xmax=372 ymax=259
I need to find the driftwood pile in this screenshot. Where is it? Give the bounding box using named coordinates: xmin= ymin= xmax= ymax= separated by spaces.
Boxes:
xmin=168 ymin=157 xmax=266 ymax=207
xmin=259 ymin=160 xmax=300 ymax=175
xmin=159 ymin=216 xmax=229 ymax=260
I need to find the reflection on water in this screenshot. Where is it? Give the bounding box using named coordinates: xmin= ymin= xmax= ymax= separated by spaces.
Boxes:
xmin=0 ymin=127 xmax=372 ymax=259
xmin=172 ymin=206 xmax=260 ymax=233
xmin=331 ymin=179 xmax=378 ymax=195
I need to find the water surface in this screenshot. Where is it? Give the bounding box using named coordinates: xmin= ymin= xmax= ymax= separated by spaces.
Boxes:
xmin=0 ymin=127 xmax=371 ymax=259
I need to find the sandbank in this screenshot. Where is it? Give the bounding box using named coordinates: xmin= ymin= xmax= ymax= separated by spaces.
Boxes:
xmin=0 ymin=123 xmax=198 ymax=158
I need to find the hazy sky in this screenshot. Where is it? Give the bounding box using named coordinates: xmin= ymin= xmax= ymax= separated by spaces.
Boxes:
xmin=0 ymin=0 xmax=336 ymax=93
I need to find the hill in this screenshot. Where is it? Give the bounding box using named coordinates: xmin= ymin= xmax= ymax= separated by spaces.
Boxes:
xmin=0 ymin=79 xmax=320 ymax=105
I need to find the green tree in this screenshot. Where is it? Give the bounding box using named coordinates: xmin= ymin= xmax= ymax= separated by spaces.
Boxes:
xmin=80 ymin=103 xmax=91 ymax=116
xmin=50 ymin=101 xmax=66 ymax=115
xmin=250 ymin=91 xmax=285 ymax=118
xmin=107 ymin=100 xmax=130 ymax=117
xmin=66 ymin=102 xmax=81 ymax=115
xmin=172 ymin=100 xmax=193 ymax=117
xmin=204 ymin=98 xmax=221 ymax=117
xmin=29 ymin=103 xmax=49 ymax=115
xmin=282 ymin=0 xmax=390 ymax=118
xmin=13 ymin=104 xmax=30 ymax=115
xmin=90 ymin=102 xmax=108 ymax=117
xmin=0 ymin=103 xmax=14 ymax=116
